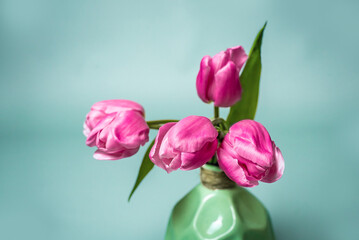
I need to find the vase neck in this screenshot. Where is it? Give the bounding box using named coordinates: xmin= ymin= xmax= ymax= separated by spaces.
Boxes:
xmin=200 ymin=164 xmax=236 ymax=190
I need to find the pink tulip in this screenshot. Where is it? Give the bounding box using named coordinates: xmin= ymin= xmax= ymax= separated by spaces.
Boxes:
xmin=217 ymin=120 xmax=284 ymax=187
xmin=149 ymin=116 xmax=218 ymax=173
xmin=84 ymin=100 xmax=149 ymax=160
xmin=196 ymin=46 xmax=248 ymax=107
xmin=83 ymin=99 xmax=144 ymax=137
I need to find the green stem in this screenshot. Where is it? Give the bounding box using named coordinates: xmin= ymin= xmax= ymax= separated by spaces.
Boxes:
xmin=207 ymin=155 xmax=218 ymax=165
xmin=146 ymin=119 xmax=179 ymax=125
xmin=148 ymin=125 xmax=160 ymax=130
xmin=147 ymin=119 xmax=179 ymax=130
xmin=214 ymin=106 xmax=219 ymax=119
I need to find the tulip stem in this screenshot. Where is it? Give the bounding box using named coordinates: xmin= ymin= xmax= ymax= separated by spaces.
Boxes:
xmin=148 ymin=125 xmax=160 ymax=130
xmin=214 ymin=106 xmax=219 ymax=119
xmin=147 ymin=119 xmax=179 ymax=130
xmin=207 ymin=155 xmax=218 ymax=165
xmin=146 ymin=119 xmax=179 ymax=125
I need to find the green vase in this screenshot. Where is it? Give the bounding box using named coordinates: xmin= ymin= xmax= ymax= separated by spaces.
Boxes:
xmin=165 ymin=164 xmax=275 ymax=240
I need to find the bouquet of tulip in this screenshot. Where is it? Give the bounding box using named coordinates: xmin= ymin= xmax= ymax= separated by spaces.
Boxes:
xmin=83 ymin=23 xmax=284 ymax=202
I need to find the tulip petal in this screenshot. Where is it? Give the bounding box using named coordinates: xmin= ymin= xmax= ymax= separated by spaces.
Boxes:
xmin=213 ymin=62 xmax=241 ymax=107
xmin=180 ymin=139 xmax=218 ymax=170
xmin=212 ymin=50 xmax=230 ymax=73
xmin=228 ymin=46 xmax=248 ymax=71
xmin=166 ymin=155 xmax=182 ymax=173
xmin=158 ymin=135 xmax=182 ymax=173
xmin=220 ymin=136 xmax=266 ymax=180
xmin=94 ymin=147 xmax=140 ymax=160
xmin=86 ymin=113 xmax=116 ymax=147
xmin=262 ymin=142 xmax=285 ymax=183
xmin=110 ymin=111 xmax=149 ymax=149
xmin=84 ymin=110 xmax=107 ymax=132
xmin=167 ymin=116 xmax=218 ymax=153
xmin=237 ymin=155 xmax=267 ymax=180
xmin=196 ymin=56 xmax=213 ymax=103
xmin=83 ymin=122 xmax=91 ymax=137
xmin=149 ymin=122 xmax=179 ymax=173
xmin=217 ymin=141 xmax=258 ymax=187
xmin=91 ymin=99 xmax=145 ymax=116
xmin=228 ymin=120 xmax=273 ymax=167
xmin=84 ymin=100 xmax=145 ymax=138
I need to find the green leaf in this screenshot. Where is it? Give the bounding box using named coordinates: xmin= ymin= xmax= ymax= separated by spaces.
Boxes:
xmin=227 ymin=22 xmax=267 ymax=126
xmin=128 ymin=139 xmax=155 ymax=201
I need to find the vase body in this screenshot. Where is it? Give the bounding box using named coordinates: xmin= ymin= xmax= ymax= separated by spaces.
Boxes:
xmin=165 ymin=165 xmax=275 ymax=240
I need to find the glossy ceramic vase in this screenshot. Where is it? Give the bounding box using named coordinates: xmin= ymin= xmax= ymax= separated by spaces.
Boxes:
xmin=165 ymin=164 xmax=275 ymax=240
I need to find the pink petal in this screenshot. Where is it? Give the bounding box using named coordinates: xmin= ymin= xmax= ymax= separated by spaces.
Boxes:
xmin=228 ymin=46 xmax=248 ymax=71
xmin=86 ymin=113 xmax=116 ymax=147
xmin=212 ymin=50 xmax=230 ymax=73
xmin=262 ymin=142 xmax=285 ymax=183
xmin=167 ymin=116 xmax=218 ymax=153
xmin=158 ymin=133 xmax=177 ymax=159
xmin=158 ymin=134 xmax=182 ymax=173
xmin=84 ymin=99 xmax=145 ymax=143
xmin=196 ymin=56 xmax=213 ymax=103
xmin=165 ymin=155 xmax=182 ymax=173
xmin=180 ymin=139 xmax=218 ymax=171
xmin=212 ymin=62 xmax=241 ymax=107
xmin=237 ymin=155 xmax=266 ymax=180
xmin=91 ymin=99 xmax=145 ymax=116
xmin=83 ymin=122 xmax=91 ymax=137
xmin=149 ymin=122 xmax=178 ymax=173
xmin=217 ymin=141 xmax=258 ymax=187
xmin=108 ymin=111 xmax=149 ymax=149
xmin=228 ymin=120 xmax=273 ymax=167
xmin=94 ymin=147 xmax=140 ymax=160
xmin=84 ymin=110 xmax=107 ymax=132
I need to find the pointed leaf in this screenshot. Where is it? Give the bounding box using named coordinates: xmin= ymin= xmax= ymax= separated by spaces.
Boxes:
xmin=128 ymin=139 xmax=155 ymax=201
xmin=227 ymin=22 xmax=267 ymax=126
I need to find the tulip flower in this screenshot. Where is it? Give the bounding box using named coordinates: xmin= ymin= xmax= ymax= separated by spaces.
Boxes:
xmin=196 ymin=46 xmax=248 ymax=107
xmin=84 ymin=100 xmax=149 ymax=160
xmin=149 ymin=116 xmax=218 ymax=173
xmin=217 ymin=120 xmax=284 ymax=187
xmin=83 ymin=99 xmax=145 ymax=137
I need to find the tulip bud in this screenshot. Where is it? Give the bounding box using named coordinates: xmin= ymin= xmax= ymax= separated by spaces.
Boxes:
xmin=83 ymin=99 xmax=145 ymax=137
xmin=84 ymin=100 xmax=149 ymax=160
xmin=149 ymin=116 xmax=218 ymax=173
xmin=196 ymin=46 xmax=248 ymax=107
xmin=217 ymin=120 xmax=284 ymax=187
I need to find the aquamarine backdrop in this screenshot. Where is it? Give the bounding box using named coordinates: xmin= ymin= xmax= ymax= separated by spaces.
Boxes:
xmin=1 ymin=0 xmax=358 ymax=239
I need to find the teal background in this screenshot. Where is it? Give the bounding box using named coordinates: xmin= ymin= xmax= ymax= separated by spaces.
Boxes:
xmin=1 ymin=0 xmax=358 ymax=239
